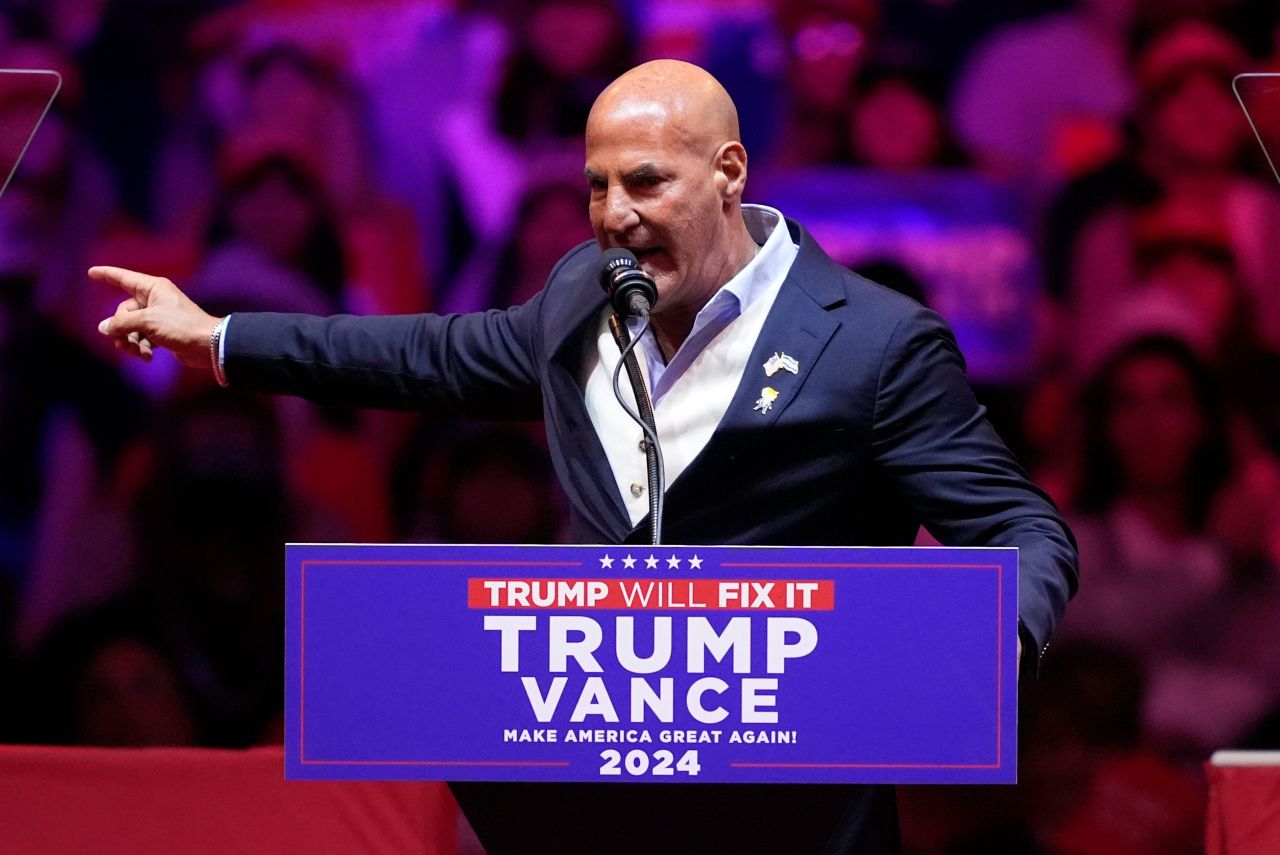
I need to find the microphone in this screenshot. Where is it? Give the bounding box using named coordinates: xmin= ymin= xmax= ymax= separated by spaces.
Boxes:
xmin=597 ymin=247 xmax=665 ymax=545
xmin=598 ymin=249 xmax=658 ymax=318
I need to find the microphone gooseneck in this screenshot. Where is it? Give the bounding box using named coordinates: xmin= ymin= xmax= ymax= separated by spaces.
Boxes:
xmin=608 ymin=316 xmax=664 ymax=545
xmin=597 ymin=249 xmax=665 ymax=545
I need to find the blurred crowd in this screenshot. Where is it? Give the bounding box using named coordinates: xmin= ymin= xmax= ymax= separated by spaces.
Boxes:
xmin=0 ymin=0 xmax=1279 ymax=853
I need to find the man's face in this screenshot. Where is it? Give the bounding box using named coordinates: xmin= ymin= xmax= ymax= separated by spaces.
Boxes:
xmin=584 ymin=106 xmax=729 ymax=315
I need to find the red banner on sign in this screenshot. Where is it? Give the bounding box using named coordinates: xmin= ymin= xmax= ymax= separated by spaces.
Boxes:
xmin=467 ymin=579 xmax=835 ymax=611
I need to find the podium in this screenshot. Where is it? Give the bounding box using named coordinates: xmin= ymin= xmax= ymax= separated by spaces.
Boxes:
xmin=285 ymin=543 xmax=1018 ymax=853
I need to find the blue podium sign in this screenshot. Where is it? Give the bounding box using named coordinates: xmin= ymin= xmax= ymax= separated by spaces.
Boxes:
xmin=286 ymin=544 xmax=1017 ymax=784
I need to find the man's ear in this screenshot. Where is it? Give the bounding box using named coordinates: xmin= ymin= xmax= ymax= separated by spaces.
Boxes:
xmin=713 ymin=141 xmax=748 ymax=200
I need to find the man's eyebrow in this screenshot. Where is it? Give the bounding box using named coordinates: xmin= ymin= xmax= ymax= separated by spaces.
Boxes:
xmin=583 ymin=163 xmax=664 ymax=183
xmin=624 ymin=163 xmax=662 ymax=180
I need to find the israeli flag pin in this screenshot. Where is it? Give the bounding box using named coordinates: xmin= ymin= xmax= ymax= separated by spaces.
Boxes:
xmin=763 ymin=352 xmax=800 ymax=377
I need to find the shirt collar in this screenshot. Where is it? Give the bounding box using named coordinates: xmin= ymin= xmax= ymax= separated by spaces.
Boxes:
xmin=619 ymin=204 xmax=798 ymax=406
xmin=697 ymin=204 xmax=795 ymax=322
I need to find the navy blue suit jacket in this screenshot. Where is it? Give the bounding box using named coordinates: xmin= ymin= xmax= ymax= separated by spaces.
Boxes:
xmin=226 ymin=218 xmax=1076 ymax=657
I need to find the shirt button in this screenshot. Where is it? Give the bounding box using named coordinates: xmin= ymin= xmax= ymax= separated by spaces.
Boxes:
xmin=630 ymin=482 xmax=644 ymax=497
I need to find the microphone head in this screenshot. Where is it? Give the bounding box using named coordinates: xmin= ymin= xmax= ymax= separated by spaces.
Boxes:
xmin=599 ymin=248 xmax=639 ymax=280
xmin=597 ymin=248 xmax=658 ymax=317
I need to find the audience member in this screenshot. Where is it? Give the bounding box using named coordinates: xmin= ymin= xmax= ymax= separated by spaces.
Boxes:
xmin=1060 ymin=331 xmax=1278 ymax=755
xmin=230 ymin=41 xmax=366 ymax=207
xmin=21 ymin=599 xmax=199 ymax=747
xmin=842 ymin=64 xmax=965 ymax=171
xmin=1021 ymin=644 xmax=1147 ymax=836
xmin=126 ymin=390 xmax=291 ymax=746
xmin=1129 ymin=200 xmax=1280 ymax=470
xmin=64 ymin=0 xmax=214 ymax=224
xmin=481 ymin=171 xmax=591 ymax=308
xmin=360 ymin=3 xmax=513 ymax=295
xmin=391 ymin=424 xmax=561 ymax=545
xmin=949 ymin=0 xmax=1137 ymax=188
xmin=762 ymin=0 xmax=880 ymax=170
xmin=1 ymin=249 xmax=148 ymax=649
xmin=493 ymin=0 xmax=632 ymax=150
xmin=1052 ymin=22 xmax=1280 ymax=349
xmin=189 ymin=132 xmax=345 ymax=315
xmin=224 ymin=40 xmax=432 ymax=315
xmin=1064 ymin=333 xmax=1231 ymax=653
xmin=1023 ymin=645 xmax=1203 ymax=855
xmin=876 ymin=0 xmax=1060 ymax=84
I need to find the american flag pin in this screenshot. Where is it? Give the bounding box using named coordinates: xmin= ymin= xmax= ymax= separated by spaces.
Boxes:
xmin=763 ymin=352 xmax=800 ymax=377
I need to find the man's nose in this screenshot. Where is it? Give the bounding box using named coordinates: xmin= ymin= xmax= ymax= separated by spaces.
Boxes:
xmin=599 ymin=186 xmax=640 ymax=236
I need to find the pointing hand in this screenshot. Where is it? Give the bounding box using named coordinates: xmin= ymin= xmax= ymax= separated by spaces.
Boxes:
xmin=91 ymin=266 xmax=222 ymax=370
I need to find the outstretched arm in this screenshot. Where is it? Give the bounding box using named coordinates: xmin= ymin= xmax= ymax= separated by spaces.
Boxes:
xmin=91 ymin=264 xmax=547 ymax=419
xmin=220 ymin=308 xmax=545 ymax=419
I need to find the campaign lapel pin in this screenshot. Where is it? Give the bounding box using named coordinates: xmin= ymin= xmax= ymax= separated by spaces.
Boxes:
xmin=763 ymin=352 xmax=800 ymax=377
xmin=754 ymin=386 xmax=779 ymax=414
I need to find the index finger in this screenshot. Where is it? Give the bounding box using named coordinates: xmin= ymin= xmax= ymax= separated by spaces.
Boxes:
xmin=87 ymin=266 xmax=161 ymax=301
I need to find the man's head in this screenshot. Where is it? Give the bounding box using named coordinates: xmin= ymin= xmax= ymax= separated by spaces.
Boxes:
xmin=584 ymin=60 xmax=754 ymax=321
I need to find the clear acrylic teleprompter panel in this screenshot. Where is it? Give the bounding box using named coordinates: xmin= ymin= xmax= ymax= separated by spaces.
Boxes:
xmin=0 ymin=69 xmax=61 ymax=199
xmin=1236 ymin=73 xmax=1280 ymax=187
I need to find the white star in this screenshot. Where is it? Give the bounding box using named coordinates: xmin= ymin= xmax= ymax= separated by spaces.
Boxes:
xmin=599 ymin=554 xmax=614 ymax=569
xmin=622 ymin=554 xmax=637 ymax=569
xmin=667 ymin=555 xmax=681 ymax=569
xmin=644 ymin=554 xmax=659 ymax=569
xmin=688 ymin=555 xmax=703 ymax=570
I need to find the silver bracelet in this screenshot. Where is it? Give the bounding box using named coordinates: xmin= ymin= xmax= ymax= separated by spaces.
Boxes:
xmin=209 ymin=316 xmax=230 ymax=387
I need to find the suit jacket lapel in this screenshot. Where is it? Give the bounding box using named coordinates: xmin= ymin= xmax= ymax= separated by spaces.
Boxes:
xmin=716 ymin=289 xmax=840 ymax=433
xmin=715 ymin=219 xmax=847 ymax=431
xmin=544 ymin=277 xmax=632 ymax=542
xmin=628 ymin=221 xmax=847 ymax=538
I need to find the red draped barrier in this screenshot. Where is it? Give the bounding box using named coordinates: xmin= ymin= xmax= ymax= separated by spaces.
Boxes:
xmin=0 ymin=745 xmax=457 ymax=855
xmin=1206 ymin=755 xmax=1280 ymax=855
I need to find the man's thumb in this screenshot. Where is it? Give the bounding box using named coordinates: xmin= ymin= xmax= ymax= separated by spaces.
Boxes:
xmin=99 ymin=310 xmax=145 ymax=337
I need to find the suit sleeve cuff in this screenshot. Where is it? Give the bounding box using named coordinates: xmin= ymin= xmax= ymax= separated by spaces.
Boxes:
xmin=211 ymin=314 xmax=231 ymax=387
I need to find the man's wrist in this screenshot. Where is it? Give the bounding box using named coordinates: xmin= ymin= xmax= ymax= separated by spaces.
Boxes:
xmin=209 ymin=315 xmax=231 ymax=387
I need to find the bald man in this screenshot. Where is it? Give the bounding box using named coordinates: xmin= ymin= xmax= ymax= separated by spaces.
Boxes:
xmin=95 ymin=61 xmax=1076 ymax=854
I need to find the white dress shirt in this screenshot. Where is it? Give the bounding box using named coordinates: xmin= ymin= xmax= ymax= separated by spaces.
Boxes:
xmin=581 ymin=204 xmax=799 ymax=526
